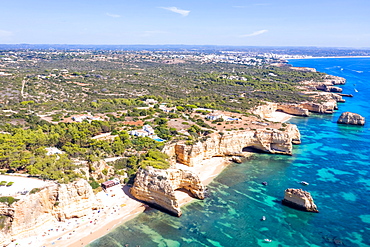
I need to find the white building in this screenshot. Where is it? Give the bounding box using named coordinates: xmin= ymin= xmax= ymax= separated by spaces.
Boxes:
xmin=45 ymin=147 xmax=64 ymax=156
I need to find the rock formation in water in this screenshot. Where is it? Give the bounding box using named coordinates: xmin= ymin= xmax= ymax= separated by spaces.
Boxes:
xmin=337 ymin=112 xmax=366 ymax=125
xmin=282 ymin=188 xmax=319 ymax=213
xmin=164 ymin=125 xmax=300 ymax=167
xmin=0 ymin=179 xmax=102 ymax=245
xmin=130 ymin=167 xmax=205 ymax=217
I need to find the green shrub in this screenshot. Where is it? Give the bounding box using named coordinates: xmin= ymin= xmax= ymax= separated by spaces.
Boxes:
xmin=0 ymin=196 xmax=19 ymax=205
xmin=6 ymin=182 xmax=14 ymax=187
xmin=29 ymin=188 xmax=41 ymax=194
xmin=89 ymin=180 xmax=100 ymax=189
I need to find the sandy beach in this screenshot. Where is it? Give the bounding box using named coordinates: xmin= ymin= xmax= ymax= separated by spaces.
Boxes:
xmin=265 ymin=111 xmax=292 ymax=123
xmin=5 ymin=113 xmax=290 ymax=247
xmin=5 ymin=156 xmax=233 ymax=247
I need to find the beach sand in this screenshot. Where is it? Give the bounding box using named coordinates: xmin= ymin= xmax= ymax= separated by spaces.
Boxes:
xmin=265 ymin=111 xmax=292 ymax=123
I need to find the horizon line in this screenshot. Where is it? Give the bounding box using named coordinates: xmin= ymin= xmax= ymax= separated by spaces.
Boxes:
xmin=1 ymin=44 xmax=370 ymax=49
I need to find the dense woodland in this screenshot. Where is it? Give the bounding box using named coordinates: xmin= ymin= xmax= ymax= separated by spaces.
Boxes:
xmin=0 ymin=49 xmax=327 ymax=186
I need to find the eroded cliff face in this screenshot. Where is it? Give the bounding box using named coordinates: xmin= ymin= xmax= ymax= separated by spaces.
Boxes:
xmin=299 ymin=100 xmax=337 ymax=114
xmin=337 ymin=112 xmax=366 ymax=125
xmin=166 ymin=125 xmax=300 ymax=167
xmin=282 ymin=188 xmax=318 ymax=213
xmin=252 ymin=96 xmax=341 ymax=118
xmin=130 ymin=167 xmax=205 ymax=217
xmin=277 ymin=104 xmax=310 ymax=117
xmin=0 ymin=179 xmax=102 ymax=244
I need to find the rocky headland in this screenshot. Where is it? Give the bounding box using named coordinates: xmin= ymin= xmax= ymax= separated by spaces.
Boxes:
xmin=337 ymin=112 xmax=365 ymax=125
xmin=282 ymin=188 xmax=319 ymax=213
xmin=163 ymin=125 xmax=300 ymax=167
xmin=0 ymin=179 xmax=102 ymax=246
xmin=130 ymin=167 xmax=205 ymax=217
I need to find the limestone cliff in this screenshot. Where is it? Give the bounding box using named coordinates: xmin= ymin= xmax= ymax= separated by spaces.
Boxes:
xmin=337 ymin=112 xmax=365 ymax=125
xmin=299 ymin=100 xmax=337 ymax=114
xmin=277 ymin=104 xmax=310 ymax=117
xmin=130 ymin=167 xmax=205 ymax=217
xmin=165 ymin=125 xmax=300 ymax=167
xmin=282 ymin=188 xmax=318 ymax=213
xmin=0 ymin=179 xmax=102 ymax=245
xmin=252 ymin=102 xmax=278 ymax=119
xmin=323 ymin=75 xmax=346 ymax=85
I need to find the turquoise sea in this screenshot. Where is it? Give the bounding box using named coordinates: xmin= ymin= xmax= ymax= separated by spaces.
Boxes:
xmin=90 ymin=58 xmax=370 ymax=247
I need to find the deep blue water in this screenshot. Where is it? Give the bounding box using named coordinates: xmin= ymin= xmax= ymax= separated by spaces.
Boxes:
xmin=90 ymin=58 xmax=370 ymax=247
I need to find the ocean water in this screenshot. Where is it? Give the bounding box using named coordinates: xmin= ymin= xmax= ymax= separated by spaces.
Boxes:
xmin=90 ymin=58 xmax=370 ymax=247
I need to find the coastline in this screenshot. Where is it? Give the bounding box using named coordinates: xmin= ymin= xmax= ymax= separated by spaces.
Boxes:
xmin=71 ymin=157 xmax=234 ymax=247
xmin=287 ymin=55 xmax=370 ymax=60
xmin=7 ymin=113 xmax=292 ymax=247
xmin=10 ymin=157 xmax=236 ymax=247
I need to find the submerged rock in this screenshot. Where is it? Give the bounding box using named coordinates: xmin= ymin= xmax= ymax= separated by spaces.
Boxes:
xmin=282 ymin=188 xmax=319 ymax=213
xmin=337 ymin=112 xmax=365 ymax=125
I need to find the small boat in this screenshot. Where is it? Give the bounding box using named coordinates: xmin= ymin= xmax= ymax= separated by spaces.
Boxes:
xmin=262 ymin=181 xmax=268 ymax=186
xmin=264 ymin=239 xmax=272 ymax=243
xmin=354 ymin=88 xmax=358 ymax=92
xmin=261 ymin=216 xmax=266 ymax=221
xmin=300 ymin=181 xmax=309 ymax=186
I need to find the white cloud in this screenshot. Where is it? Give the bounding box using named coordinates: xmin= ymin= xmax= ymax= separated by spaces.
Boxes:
xmin=240 ymin=30 xmax=268 ymax=37
xmin=106 ymin=13 xmax=121 ymax=18
xmin=159 ymin=7 xmax=190 ymax=17
xmin=0 ymin=30 xmax=13 ymax=38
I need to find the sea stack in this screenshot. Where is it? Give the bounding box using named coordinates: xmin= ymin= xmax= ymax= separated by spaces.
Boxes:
xmin=282 ymin=188 xmax=319 ymax=213
xmin=337 ymin=112 xmax=365 ymax=125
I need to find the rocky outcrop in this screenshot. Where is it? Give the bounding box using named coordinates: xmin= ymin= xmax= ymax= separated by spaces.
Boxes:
xmin=323 ymin=75 xmax=346 ymax=85
xmin=337 ymin=112 xmax=365 ymax=125
xmin=316 ymin=84 xmax=343 ymax=93
xmin=0 ymin=179 xmax=102 ymax=245
xmin=130 ymin=167 xmax=205 ymax=217
xmin=252 ymin=102 xmax=278 ymax=119
xmin=316 ymin=92 xmax=345 ymax=103
xmin=231 ymin=156 xmax=243 ymax=163
xmin=282 ymin=188 xmax=318 ymax=213
xmin=277 ymin=104 xmax=310 ymax=117
xmin=165 ymin=125 xmax=300 ymax=167
xmin=299 ymin=100 xmax=337 ymax=114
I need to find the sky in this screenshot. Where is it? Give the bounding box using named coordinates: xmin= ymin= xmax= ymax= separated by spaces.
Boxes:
xmin=1 ymin=0 xmax=370 ymax=47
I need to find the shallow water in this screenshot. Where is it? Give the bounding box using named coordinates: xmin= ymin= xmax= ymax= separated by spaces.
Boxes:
xmin=90 ymin=58 xmax=370 ymax=247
